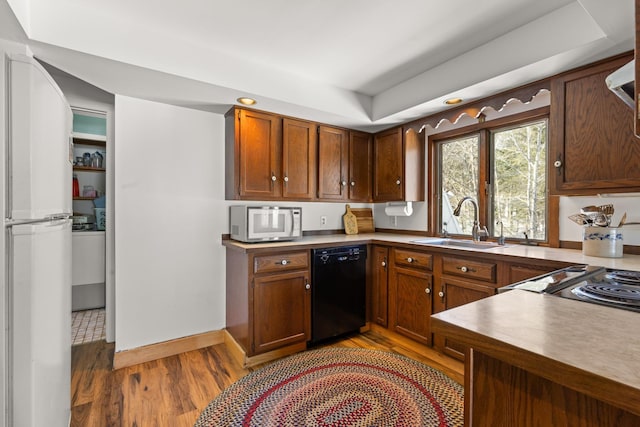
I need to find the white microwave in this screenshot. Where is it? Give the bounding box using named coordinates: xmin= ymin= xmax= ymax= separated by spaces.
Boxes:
xmin=229 ymin=206 xmax=302 ymax=242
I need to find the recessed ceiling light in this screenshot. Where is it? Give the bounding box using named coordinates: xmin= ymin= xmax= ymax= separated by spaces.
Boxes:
xmin=444 ymin=97 xmax=463 ymax=105
xmin=237 ymin=97 xmax=257 ymax=106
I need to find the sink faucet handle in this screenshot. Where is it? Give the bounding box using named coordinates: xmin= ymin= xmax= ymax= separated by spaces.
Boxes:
xmin=478 ymin=225 xmax=489 ymax=241
xmin=496 ymin=221 xmax=505 ymax=245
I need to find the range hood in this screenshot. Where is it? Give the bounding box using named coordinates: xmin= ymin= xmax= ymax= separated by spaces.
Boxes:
xmin=605 ymin=60 xmax=635 ymax=108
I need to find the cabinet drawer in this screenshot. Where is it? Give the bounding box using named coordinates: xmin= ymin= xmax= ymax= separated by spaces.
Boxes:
xmin=254 ymin=251 xmax=309 ymax=274
xmin=393 ymin=248 xmax=432 ymax=270
xmin=442 ymin=256 xmax=497 ymax=283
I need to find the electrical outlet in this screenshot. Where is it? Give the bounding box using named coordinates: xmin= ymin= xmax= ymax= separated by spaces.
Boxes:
xmin=320 ymin=216 xmax=327 ymax=226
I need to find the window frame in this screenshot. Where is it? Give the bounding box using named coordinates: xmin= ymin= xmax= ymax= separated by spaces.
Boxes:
xmin=428 ymin=106 xmax=558 ymax=246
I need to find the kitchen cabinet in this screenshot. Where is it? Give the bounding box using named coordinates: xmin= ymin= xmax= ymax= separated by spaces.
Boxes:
xmin=225 ymin=108 xmax=282 ymax=199
xmin=317 ymin=125 xmax=349 ymax=200
xmin=636 ymin=0 xmax=640 ymax=138
xmin=503 ymin=260 xmax=571 ymax=285
xmin=549 ymin=53 xmax=640 ymax=195
xmin=282 ymin=118 xmax=317 ymax=199
xmin=373 ymin=126 xmax=424 ymax=201
xmin=388 ymin=248 xmax=433 ymax=345
xmin=371 ymin=245 xmax=389 ymax=327
xmin=433 ymin=255 xmax=499 ymax=360
xmin=226 ymin=248 xmax=311 ymax=362
xmin=348 ymin=131 xmax=373 ymax=201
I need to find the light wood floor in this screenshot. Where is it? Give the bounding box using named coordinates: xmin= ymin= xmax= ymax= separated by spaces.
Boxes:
xmin=71 ymin=330 xmax=464 ymax=427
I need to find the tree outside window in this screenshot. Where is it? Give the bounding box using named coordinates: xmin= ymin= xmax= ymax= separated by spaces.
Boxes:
xmin=436 ymin=118 xmax=548 ymax=242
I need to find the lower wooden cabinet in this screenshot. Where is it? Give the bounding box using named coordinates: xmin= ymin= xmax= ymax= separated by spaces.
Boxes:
xmin=253 ymin=269 xmax=311 ymax=354
xmin=433 ymin=277 xmax=495 ymax=359
xmin=388 ymin=248 xmax=433 ymax=345
xmin=371 ymin=246 xmax=389 ymax=327
xmin=226 ymin=248 xmax=311 ymax=359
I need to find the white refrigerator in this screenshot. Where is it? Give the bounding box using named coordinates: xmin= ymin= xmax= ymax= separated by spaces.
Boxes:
xmin=3 ymin=54 xmax=72 ymax=426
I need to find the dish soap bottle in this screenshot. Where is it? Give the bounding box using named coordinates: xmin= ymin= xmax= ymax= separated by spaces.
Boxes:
xmin=72 ymin=174 xmax=79 ymax=197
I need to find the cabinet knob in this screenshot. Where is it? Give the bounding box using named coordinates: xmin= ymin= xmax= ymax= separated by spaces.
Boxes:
xmin=305 ymin=283 xmax=311 ymax=290
xmin=406 ymin=257 xmax=414 ymax=263
xmin=396 ymin=178 xmax=401 ymax=185
xmin=284 ymin=176 xmax=289 ymax=182
xmin=381 ymin=261 xmax=386 ymax=267
xmin=438 ymin=291 xmax=445 ymax=298
xmin=279 ymin=259 xmax=289 ymax=265
xmin=553 ymin=160 xmax=562 ymax=168
xmin=271 ymin=174 xmax=277 ymax=182
xmin=460 ymin=266 xmax=468 ymax=273
xmin=341 ymin=180 xmax=347 ymax=186
xmin=350 ymin=181 xmax=356 ymax=187
xmin=425 ymin=288 xmax=431 ymax=294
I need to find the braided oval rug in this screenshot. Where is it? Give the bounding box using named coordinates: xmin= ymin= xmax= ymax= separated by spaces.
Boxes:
xmin=194 ymin=347 xmax=464 ymax=427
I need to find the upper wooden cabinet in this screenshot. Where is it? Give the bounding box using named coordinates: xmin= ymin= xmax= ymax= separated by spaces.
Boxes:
xmin=282 ymin=118 xmax=317 ymax=199
xmin=225 ymin=108 xmax=317 ymax=200
xmin=226 ymin=108 xmax=282 ymax=199
xmin=348 ymin=131 xmax=373 ymax=201
xmin=227 ymin=107 xmax=373 ymax=202
xmin=373 ymin=127 xmax=424 ymax=202
xmin=549 ymin=54 xmax=640 ymax=195
xmin=317 ymin=125 xmax=349 ymax=200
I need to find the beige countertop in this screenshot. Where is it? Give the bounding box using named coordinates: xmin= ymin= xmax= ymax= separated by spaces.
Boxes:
xmin=223 ymin=232 xmax=640 ymax=270
xmin=431 ymin=290 xmax=640 ymax=416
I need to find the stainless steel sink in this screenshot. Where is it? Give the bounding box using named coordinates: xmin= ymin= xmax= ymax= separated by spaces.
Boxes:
xmin=411 ymin=238 xmax=505 ymax=250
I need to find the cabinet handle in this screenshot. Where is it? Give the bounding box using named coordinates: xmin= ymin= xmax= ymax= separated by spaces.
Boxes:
xmin=554 ymin=155 xmax=562 ymax=176
xmin=396 ymin=177 xmax=401 ymax=185
xmin=406 ymin=257 xmax=414 ymax=263
xmin=425 ymin=288 xmax=431 ymax=294
xmin=458 ymin=265 xmax=476 ymax=273
xmin=276 ymin=259 xmax=290 ymax=266
xmin=438 ymin=291 xmax=445 ymax=298
xmin=305 ymin=283 xmax=311 ymax=290
xmin=284 ymin=176 xmax=289 ymax=182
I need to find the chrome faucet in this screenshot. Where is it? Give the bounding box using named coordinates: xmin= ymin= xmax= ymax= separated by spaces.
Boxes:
xmin=453 ymin=196 xmax=488 ymax=242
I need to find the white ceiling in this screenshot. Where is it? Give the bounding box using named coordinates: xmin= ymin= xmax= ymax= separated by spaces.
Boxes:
xmin=1 ymin=0 xmax=635 ymax=131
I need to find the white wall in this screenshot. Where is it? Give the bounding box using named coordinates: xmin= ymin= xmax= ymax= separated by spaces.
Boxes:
xmin=114 ymin=96 xmax=225 ymax=351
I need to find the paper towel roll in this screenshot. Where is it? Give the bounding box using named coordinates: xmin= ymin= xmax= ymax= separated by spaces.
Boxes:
xmin=385 ymin=202 xmax=413 ymax=217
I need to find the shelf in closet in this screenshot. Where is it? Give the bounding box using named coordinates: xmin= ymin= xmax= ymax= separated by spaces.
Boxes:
xmin=73 ymin=166 xmax=105 ymax=172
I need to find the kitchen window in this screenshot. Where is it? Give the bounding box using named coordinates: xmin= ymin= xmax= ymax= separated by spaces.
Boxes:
xmin=433 ymin=111 xmax=549 ymax=243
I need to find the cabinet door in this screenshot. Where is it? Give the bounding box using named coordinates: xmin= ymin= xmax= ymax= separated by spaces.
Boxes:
xmin=282 ymin=118 xmax=317 ymax=199
xmin=317 ymin=125 xmax=349 ymax=200
xmin=373 ymin=127 xmax=403 ymax=201
xmin=349 ymin=131 xmax=373 ymax=201
xmin=389 ymin=266 xmax=432 ymax=345
xmin=433 ymin=277 xmax=494 ymax=360
xmin=237 ymin=109 xmax=282 ymax=198
xmin=550 ymin=54 xmax=640 ymax=195
xmin=253 ymin=270 xmax=310 ymax=354
xmin=372 ymin=246 xmax=389 ymax=327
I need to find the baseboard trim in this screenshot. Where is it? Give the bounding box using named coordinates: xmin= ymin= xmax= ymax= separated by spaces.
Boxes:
xmin=223 ymin=329 xmax=307 ymax=368
xmin=113 ymin=329 xmax=225 ymax=370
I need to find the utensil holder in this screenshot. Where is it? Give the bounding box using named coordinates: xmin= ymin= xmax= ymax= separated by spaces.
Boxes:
xmin=582 ymin=226 xmax=623 ymax=258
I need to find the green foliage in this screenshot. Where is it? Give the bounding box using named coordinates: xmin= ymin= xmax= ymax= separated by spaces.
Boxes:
xmin=439 ymin=120 xmax=547 ymax=240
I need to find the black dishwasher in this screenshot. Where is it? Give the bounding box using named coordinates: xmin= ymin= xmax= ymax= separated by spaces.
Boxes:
xmin=310 ymin=245 xmax=367 ymax=344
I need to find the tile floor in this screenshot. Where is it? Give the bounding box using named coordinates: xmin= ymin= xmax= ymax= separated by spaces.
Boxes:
xmin=72 ymin=308 xmax=105 ymax=345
